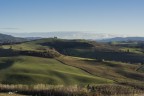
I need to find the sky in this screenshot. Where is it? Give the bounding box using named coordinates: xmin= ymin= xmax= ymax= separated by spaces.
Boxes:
xmin=0 ymin=0 xmax=144 ymax=36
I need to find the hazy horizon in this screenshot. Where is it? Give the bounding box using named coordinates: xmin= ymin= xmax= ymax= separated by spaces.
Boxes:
xmin=0 ymin=31 xmax=144 ymax=40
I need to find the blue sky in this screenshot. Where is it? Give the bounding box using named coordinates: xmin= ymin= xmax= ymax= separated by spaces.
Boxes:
xmin=0 ymin=0 xmax=144 ymax=36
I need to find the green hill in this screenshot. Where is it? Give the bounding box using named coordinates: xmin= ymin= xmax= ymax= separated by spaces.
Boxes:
xmin=1 ymin=38 xmax=144 ymax=87
xmin=0 ymin=56 xmax=112 ymax=85
xmin=4 ymin=38 xmax=144 ymax=63
xmin=57 ymin=56 xmax=144 ymax=83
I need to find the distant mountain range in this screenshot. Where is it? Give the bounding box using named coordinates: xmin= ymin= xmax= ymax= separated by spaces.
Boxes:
xmin=1 ymin=32 xmax=144 ymax=43
xmin=99 ymin=37 xmax=144 ymax=42
xmin=0 ymin=33 xmax=27 ymax=44
xmin=25 ymin=37 xmax=42 ymax=40
xmin=3 ymin=32 xmax=124 ymax=40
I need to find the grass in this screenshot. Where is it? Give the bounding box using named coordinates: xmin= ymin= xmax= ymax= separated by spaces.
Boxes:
xmin=0 ymin=56 xmax=113 ymax=85
xmin=3 ymin=38 xmax=144 ymax=63
xmin=1 ymin=39 xmax=143 ymax=83
xmin=57 ymin=56 xmax=143 ymax=83
xmin=1 ymin=38 xmax=144 ymax=95
xmin=0 ymin=84 xmax=143 ymax=96
xmin=2 ymin=42 xmax=49 ymax=51
xmin=137 ymin=65 xmax=144 ymax=73
xmin=120 ymin=47 xmax=143 ymax=54
xmin=0 ymin=93 xmax=24 ymax=96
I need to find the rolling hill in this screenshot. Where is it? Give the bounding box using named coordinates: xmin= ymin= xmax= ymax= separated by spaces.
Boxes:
xmin=11 ymin=38 xmax=144 ymax=64
xmin=0 ymin=37 xmax=144 ymax=96
xmin=1 ymin=38 xmax=144 ymax=87
xmin=0 ymin=56 xmax=112 ymax=85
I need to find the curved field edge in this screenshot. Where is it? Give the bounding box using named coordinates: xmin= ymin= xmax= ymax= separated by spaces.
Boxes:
xmin=57 ymin=56 xmax=144 ymax=83
xmin=0 ymin=56 xmax=113 ymax=85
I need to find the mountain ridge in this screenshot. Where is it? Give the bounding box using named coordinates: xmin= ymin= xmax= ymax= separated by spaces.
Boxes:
xmin=0 ymin=33 xmax=27 ymax=44
xmin=99 ymin=37 xmax=144 ymax=42
xmin=2 ymin=32 xmax=125 ymax=40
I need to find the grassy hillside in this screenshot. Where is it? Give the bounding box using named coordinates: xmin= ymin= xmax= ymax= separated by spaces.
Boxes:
xmin=0 ymin=38 xmax=144 ymax=95
xmin=57 ymin=56 xmax=144 ymax=83
xmin=3 ymin=38 xmax=144 ymax=63
xmin=0 ymin=56 xmax=112 ymax=85
xmin=0 ymin=38 xmax=144 ymax=84
xmin=137 ymin=65 xmax=144 ymax=73
xmin=2 ymin=38 xmax=114 ymax=51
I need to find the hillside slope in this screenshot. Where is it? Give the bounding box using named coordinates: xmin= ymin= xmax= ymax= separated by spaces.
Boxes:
xmin=0 ymin=56 xmax=112 ymax=84
xmin=8 ymin=38 xmax=144 ymax=64
xmin=57 ymin=56 xmax=144 ymax=83
xmin=0 ymin=33 xmax=27 ymax=44
xmin=1 ymin=38 xmax=144 ymax=87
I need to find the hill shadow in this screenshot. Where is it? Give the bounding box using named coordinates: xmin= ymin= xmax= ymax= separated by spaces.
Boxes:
xmin=0 ymin=49 xmax=19 ymax=57
xmin=0 ymin=59 xmax=14 ymax=70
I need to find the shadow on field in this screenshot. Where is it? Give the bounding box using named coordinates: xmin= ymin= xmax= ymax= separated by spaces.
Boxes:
xmin=116 ymin=70 xmax=144 ymax=81
xmin=0 ymin=60 xmax=14 ymax=70
xmin=0 ymin=49 xmax=19 ymax=57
